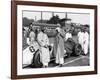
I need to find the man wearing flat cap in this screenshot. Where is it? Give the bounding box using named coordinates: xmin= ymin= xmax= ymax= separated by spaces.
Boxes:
xmin=55 ymin=25 xmax=65 ymax=67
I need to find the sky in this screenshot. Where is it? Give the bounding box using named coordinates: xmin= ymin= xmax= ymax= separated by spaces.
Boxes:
xmin=23 ymin=11 xmax=90 ymax=25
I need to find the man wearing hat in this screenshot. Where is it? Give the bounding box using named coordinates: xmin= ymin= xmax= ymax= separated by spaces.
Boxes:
xmin=55 ymin=26 xmax=65 ymax=67
xmin=37 ymin=27 xmax=50 ymax=68
xmin=77 ymin=27 xmax=84 ymax=50
xmin=29 ymin=28 xmax=35 ymax=46
xmin=65 ymin=29 xmax=72 ymax=41
xmin=82 ymin=27 xmax=89 ymax=55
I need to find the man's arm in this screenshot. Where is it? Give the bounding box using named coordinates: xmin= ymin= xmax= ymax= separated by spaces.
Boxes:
xmin=59 ymin=30 xmax=65 ymax=38
xmin=37 ymin=34 xmax=43 ymax=47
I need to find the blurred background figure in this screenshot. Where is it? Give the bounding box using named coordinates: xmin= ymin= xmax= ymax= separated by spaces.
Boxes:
xmin=77 ymin=27 xmax=84 ymax=52
xmin=65 ymin=29 xmax=72 ymax=41
xmin=29 ymin=28 xmax=35 ymax=46
xmin=82 ymin=26 xmax=89 ymax=55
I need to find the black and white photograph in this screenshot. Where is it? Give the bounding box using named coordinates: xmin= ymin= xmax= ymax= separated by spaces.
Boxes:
xmin=17 ymin=5 xmax=95 ymax=75
xmin=22 ymin=11 xmax=90 ymax=68
xmin=11 ymin=1 xmax=97 ymax=79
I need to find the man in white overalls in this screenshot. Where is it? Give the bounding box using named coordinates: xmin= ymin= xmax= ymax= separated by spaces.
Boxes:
xmin=37 ymin=28 xmax=50 ymax=68
xmin=83 ymin=27 xmax=89 ymax=55
xmin=78 ymin=28 xmax=84 ymax=51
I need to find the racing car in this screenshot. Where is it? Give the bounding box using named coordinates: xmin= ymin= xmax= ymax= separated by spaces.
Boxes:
xmin=23 ymin=37 xmax=82 ymax=68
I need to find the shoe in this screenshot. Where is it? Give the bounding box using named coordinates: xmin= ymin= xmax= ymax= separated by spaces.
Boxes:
xmin=43 ymin=66 xmax=48 ymax=68
xmin=81 ymin=50 xmax=85 ymax=55
xmin=54 ymin=63 xmax=59 ymax=66
xmin=82 ymin=54 xmax=87 ymax=56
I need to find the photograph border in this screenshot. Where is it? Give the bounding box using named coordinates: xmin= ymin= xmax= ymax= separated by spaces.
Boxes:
xmin=11 ymin=1 xmax=97 ymax=79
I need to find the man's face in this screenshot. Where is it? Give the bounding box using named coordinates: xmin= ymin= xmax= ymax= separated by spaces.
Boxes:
xmin=37 ymin=29 xmax=40 ymax=33
xmin=69 ymin=30 xmax=72 ymax=33
xmin=83 ymin=27 xmax=87 ymax=32
xmin=81 ymin=28 xmax=84 ymax=32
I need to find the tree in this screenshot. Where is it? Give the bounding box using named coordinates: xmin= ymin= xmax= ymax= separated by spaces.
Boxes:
xmin=23 ymin=17 xmax=34 ymax=27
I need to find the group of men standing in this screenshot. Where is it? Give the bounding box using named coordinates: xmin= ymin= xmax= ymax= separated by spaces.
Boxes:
xmin=28 ymin=23 xmax=89 ymax=68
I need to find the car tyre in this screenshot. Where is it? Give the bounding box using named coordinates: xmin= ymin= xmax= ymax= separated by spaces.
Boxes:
xmin=32 ymin=49 xmax=43 ymax=68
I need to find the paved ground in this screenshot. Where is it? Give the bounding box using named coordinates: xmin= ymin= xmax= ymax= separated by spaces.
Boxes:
xmin=23 ymin=54 xmax=89 ymax=68
xmin=48 ymin=54 xmax=89 ymax=68
xmin=63 ymin=56 xmax=89 ymax=67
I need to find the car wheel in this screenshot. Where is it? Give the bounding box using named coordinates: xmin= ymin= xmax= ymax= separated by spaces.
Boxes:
xmin=32 ymin=50 xmax=43 ymax=68
xmin=74 ymin=43 xmax=82 ymax=56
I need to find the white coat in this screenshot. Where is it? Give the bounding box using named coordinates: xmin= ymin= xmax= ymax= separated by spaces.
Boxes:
xmin=37 ymin=32 xmax=50 ymax=66
xmin=83 ymin=32 xmax=89 ymax=54
xmin=78 ymin=31 xmax=84 ymax=49
xmin=29 ymin=31 xmax=35 ymax=46
xmin=65 ymin=32 xmax=72 ymax=41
